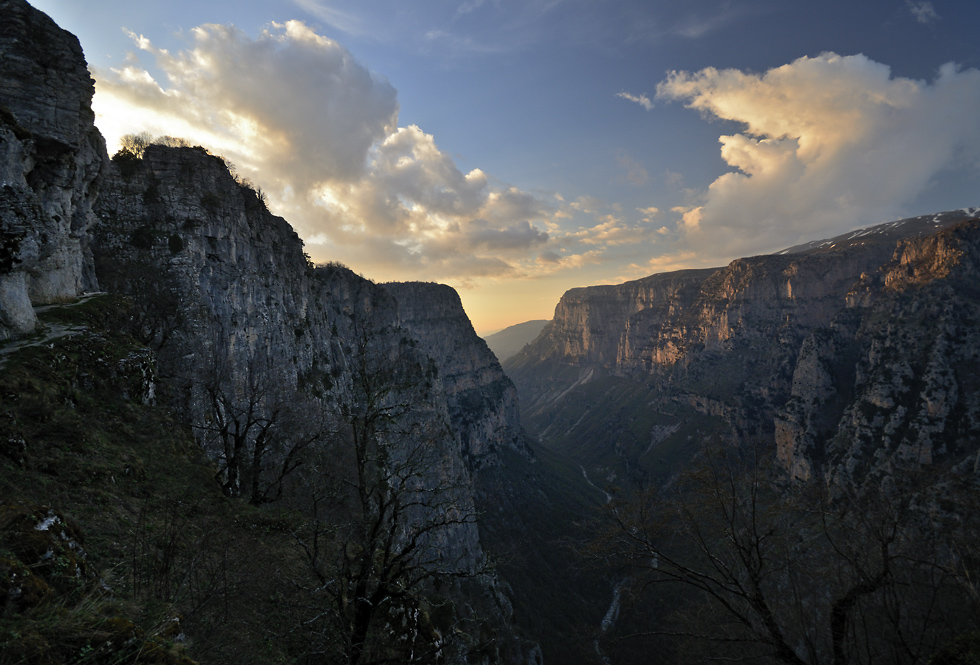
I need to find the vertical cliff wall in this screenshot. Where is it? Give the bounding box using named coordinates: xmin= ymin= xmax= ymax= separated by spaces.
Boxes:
xmin=383 ymin=281 xmax=529 ymax=467
xmin=92 ymin=138 xmax=537 ymax=548
xmin=90 ymin=142 xmax=539 ymax=660
xmin=776 ymin=221 xmax=980 ymax=481
xmin=92 ymin=144 xmax=529 ymax=468
xmin=0 ymin=0 xmax=106 ymax=338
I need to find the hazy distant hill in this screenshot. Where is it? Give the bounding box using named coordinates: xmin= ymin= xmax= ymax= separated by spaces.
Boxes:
xmin=483 ymin=319 xmax=549 ymax=363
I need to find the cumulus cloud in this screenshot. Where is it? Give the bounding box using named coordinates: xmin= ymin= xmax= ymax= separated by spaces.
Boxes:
xmin=93 ymin=21 xmax=559 ymax=284
xmin=97 ymin=21 xmax=398 ymax=187
xmin=617 ymin=91 xmax=654 ymax=110
xmin=465 ymin=220 xmax=549 ymax=251
xmin=656 ymin=53 xmax=980 ymax=257
xmin=637 ymin=206 xmax=660 ymax=221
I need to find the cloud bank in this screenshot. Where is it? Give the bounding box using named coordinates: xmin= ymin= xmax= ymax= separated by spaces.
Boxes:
xmin=657 ymin=53 xmax=980 ymax=258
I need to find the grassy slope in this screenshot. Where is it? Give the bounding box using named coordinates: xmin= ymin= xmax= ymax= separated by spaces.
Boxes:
xmin=0 ymin=296 xmax=310 ymax=665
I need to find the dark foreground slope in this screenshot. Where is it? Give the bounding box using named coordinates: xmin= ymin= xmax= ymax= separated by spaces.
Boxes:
xmin=506 ymin=210 xmax=980 ymax=487
xmin=0 ymin=295 xmax=307 ymax=664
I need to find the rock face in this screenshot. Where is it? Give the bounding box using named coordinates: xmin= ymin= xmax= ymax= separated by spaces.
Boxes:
xmin=383 ymin=282 xmax=530 ymax=467
xmin=506 ymin=210 xmax=980 ymax=484
xmin=90 ymin=143 xmax=534 ymax=629
xmin=0 ymin=0 xmax=106 ymax=338
xmin=777 ymin=221 xmax=980 ymax=482
xmin=1 ymin=2 xmax=536 ymax=660
xmin=91 ymin=144 xmax=530 ymax=470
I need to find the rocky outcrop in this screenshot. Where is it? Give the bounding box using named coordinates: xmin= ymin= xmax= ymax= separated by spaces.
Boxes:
xmin=515 ymin=269 xmax=714 ymax=370
xmin=778 ymin=222 xmax=980 ymax=481
xmin=383 ymin=282 xmax=530 ymax=467
xmin=507 ymin=210 xmax=980 ymax=483
xmin=0 ymin=0 xmax=106 ymax=338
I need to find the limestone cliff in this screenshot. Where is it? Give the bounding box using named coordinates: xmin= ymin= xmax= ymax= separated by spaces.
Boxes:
xmin=383 ymin=282 xmax=530 ymax=467
xmin=777 ymin=221 xmax=980 ymax=481
xmin=0 ymin=0 xmax=107 ymax=338
xmin=91 ymin=143 xmax=529 ymax=473
xmin=506 ymin=210 xmax=980 ymax=483
xmin=0 ymin=2 xmax=536 ymax=660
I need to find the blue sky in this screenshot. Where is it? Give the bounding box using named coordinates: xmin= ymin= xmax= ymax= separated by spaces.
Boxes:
xmin=29 ymin=0 xmax=980 ymax=333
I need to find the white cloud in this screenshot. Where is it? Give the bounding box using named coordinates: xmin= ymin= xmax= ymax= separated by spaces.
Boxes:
xmin=656 ymin=53 xmax=980 ymax=258
xmin=617 ymin=91 xmax=654 ymax=110
xmin=637 ymin=206 xmax=660 ymax=221
xmin=97 ymin=21 xmax=398 ymax=187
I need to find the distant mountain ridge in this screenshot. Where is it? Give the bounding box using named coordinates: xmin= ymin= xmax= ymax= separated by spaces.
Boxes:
xmin=483 ymin=319 xmax=549 ymax=363
xmin=505 ymin=209 xmax=980 ymax=486
xmin=778 ymin=208 xmax=980 ymax=254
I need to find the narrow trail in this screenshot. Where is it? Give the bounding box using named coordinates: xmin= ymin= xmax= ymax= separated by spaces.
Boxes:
xmin=0 ymin=293 xmax=105 ymax=367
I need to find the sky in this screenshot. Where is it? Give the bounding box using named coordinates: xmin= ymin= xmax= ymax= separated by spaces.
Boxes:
xmin=28 ymin=0 xmax=980 ymax=334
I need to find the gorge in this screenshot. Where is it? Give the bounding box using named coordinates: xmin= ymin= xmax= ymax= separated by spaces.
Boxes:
xmin=3 ymin=1 xmax=980 ymax=663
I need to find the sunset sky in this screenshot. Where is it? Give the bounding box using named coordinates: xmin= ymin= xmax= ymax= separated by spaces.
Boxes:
xmin=29 ymin=0 xmax=980 ymax=334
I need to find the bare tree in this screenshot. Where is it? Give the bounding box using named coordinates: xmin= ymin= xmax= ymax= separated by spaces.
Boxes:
xmin=118 ymin=131 xmax=153 ymax=158
xmin=591 ymin=445 xmax=980 ymax=665
xmin=288 ymin=327 xmax=484 ymax=665
xmin=195 ymin=338 xmax=326 ymax=504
